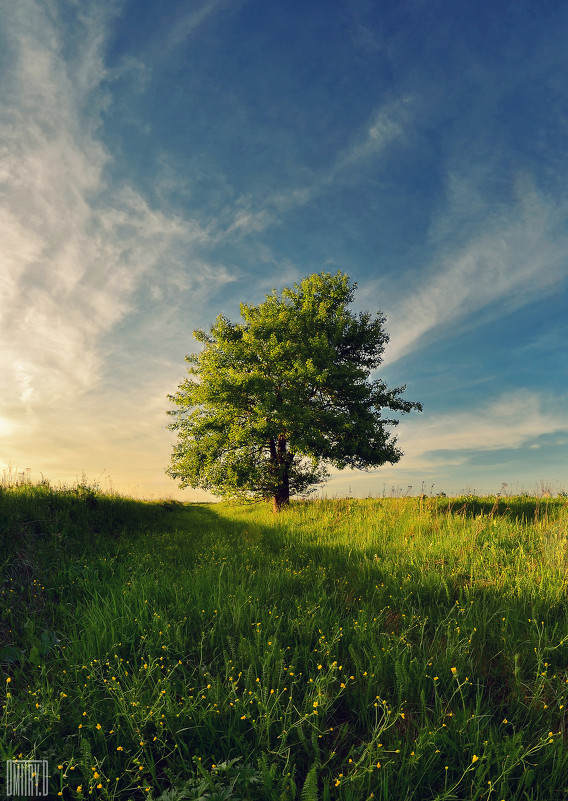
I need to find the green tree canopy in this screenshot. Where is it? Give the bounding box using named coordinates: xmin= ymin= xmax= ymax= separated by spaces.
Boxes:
xmin=167 ymin=271 xmax=422 ymax=510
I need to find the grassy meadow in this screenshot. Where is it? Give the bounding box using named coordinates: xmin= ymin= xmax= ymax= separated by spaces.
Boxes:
xmin=1 ymin=480 xmax=568 ymax=800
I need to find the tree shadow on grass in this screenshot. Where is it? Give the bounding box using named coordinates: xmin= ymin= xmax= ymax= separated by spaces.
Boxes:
xmin=432 ymin=495 xmax=567 ymax=523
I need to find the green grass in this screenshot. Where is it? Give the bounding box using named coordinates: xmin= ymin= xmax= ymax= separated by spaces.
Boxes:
xmin=1 ymin=481 xmax=568 ymax=799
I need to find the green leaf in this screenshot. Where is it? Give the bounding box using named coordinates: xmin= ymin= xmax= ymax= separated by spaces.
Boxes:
xmin=0 ymin=645 xmax=23 ymax=664
xmin=40 ymin=629 xmax=60 ymax=657
xmin=300 ymin=763 xmax=319 ymax=801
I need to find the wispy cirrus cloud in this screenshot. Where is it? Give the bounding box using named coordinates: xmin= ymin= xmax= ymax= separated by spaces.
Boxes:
xmin=322 ymin=389 xmax=568 ymax=496
xmin=332 ymin=99 xmax=410 ymax=174
xmin=221 ymin=98 xmax=412 ymax=238
xmin=381 ymin=178 xmax=568 ymax=365
xmin=133 ymin=0 xmax=251 ymax=67
xmin=0 ymin=0 xmax=223 ymax=416
xmin=397 ymin=390 xmax=568 ymax=467
xmin=165 ymin=0 xmax=245 ymax=51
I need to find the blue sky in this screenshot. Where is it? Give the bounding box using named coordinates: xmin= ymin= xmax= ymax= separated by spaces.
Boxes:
xmin=1 ymin=0 xmax=567 ymax=499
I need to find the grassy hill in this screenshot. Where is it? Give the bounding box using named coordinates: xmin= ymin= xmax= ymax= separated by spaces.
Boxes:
xmin=1 ymin=482 xmax=568 ymax=799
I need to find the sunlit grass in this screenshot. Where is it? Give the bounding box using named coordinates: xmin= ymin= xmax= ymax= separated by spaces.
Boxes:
xmin=1 ymin=482 xmax=568 ymax=799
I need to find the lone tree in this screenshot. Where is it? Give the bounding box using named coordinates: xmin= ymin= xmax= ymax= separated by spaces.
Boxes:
xmin=167 ymin=271 xmax=422 ymax=511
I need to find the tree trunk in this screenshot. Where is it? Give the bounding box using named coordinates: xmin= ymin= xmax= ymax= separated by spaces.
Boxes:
xmin=271 ymin=433 xmax=290 ymax=512
xmin=272 ymin=468 xmax=290 ymax=512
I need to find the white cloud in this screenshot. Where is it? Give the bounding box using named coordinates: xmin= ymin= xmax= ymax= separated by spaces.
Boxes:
xmin=333 ymin=99 xmax=410 ymax=173
xmin=0 ymin=0 xmax=222 ymax=414
xmin=226 ymin=207 xmax=273 ymax=236
xmin=382 ymin=180 xmax=568 ymax=365
xmin=319 ymin=389 xmax=568 ymax=496
xmin=397 ymin=390 xmax=568 ymax=467
xmin=223 ymin=99 xmax=412 ymax=238
xmin=165 ymin=0 xmax=241 ymax=51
